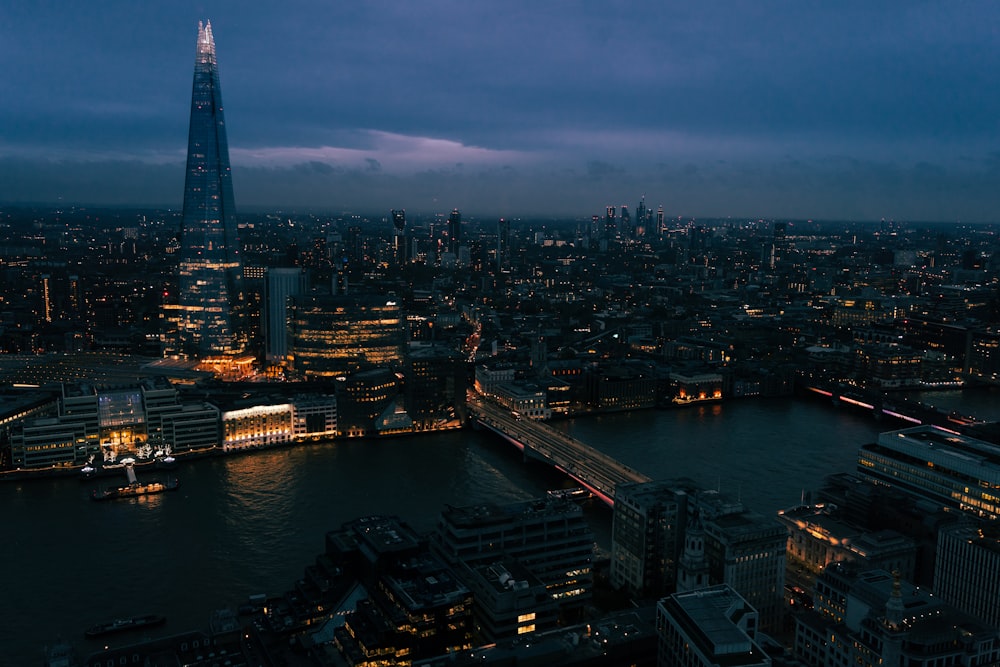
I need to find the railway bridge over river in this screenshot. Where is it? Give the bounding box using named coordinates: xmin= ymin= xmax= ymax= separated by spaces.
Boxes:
xmin=468 ymin=397 xmax=650 ymax=506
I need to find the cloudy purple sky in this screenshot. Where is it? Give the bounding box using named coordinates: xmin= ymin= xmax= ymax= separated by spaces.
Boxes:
xmin=1 ymin=1 xmax=998 ymax=221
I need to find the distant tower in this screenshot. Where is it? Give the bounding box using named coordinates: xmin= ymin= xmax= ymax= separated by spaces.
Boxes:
xmin=391 ymin=209 xmax=407 ymax=266
xmin=636 ymin=196 xmax=647 ymax=237
xmin=605 ymin=206 xmax=616 ymax=240
xmin=40 ymin=274 xmax=53 ymax=323
xmin=170 ymin=21 xmax=246 ymax=358
xmin=620 ymin=205 xmax=631 ymax=239
xmin=656 ymin=206 xmax=665 ymax=237
xmin=448 ymin=208 xmax=462 ymax=255
xmin=497 ymin=217 xmax=511 ymax=273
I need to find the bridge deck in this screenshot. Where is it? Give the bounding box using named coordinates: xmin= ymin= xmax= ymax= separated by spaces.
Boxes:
xmin=470 ymin=399 xmax=650 ymax=505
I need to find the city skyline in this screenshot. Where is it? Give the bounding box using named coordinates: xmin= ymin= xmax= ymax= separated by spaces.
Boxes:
xmin=2 ymin=3 xmax=1000 ymax=221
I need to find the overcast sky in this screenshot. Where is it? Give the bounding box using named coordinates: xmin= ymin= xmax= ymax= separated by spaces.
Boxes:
xmin=1 ymin=1 xmax=998 ymax=221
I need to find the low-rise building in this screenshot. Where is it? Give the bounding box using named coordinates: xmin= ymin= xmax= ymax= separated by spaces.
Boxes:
xmin=657 ymin=585 xmax=771 ymax=667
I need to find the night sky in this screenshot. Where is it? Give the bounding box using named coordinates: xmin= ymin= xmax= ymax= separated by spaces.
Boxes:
xmin=2 ymin=1 xmax=999 ymax=221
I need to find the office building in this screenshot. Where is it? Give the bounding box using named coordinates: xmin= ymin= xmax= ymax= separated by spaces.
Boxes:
xmin=288 ymin=294 xmax=405 ymax=379
xmin=777 ymin=504 xmax=917 ymax=581
xmin=447 ymin=208 xmax=462 ymax=254
xmin=497 ymin=217 xmax=510 ymax=273
xmin=433 ymin=496 xmax=595 ymax=611
xmin=858 ymin=425 xmax=1000 ymax=518
xmin=611 ymin=479 xmax=696 ymax=597
xmin=328 ymin=516 xmax=474 ymax=664
xmin=461 ymin=560 xmax=559 ymax=643
xmin=8 ymin=379 xmax=220 ymax=466
xmin=795 ymin=566 xmax=999 ymax=667
xmin=966 ymin=327 xmax=1000 ymax=384
xmin=404 ymin=342 xmax=466 ymax=429
xmin=695 ymin=492 xmax=787 ymax=633
xmin=391 ymin=209 xmax=407 ymax=266
xmin=166 ymin=21 xmax=247 ymax=360
xmin=657 ymin=585 xmax=771 ymax=667
xmin=263 ymin=267 xmax=307 ymax=362
xmin=934 ymin=519 xmax=1000 ymax=629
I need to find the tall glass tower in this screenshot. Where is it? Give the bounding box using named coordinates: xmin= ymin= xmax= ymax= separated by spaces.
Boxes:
xmin=170 ymin=21 xmax=246 ymax=358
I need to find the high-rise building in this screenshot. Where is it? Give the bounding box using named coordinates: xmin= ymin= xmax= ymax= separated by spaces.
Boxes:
xmin=497 ymin=217 xmax=510 ymax=273
xmin=694 ymin=491 xmax=787 ymax=633
xmin=167 ymin=21 xmax=246 ymax=359
xmin=934 ymin=519 xmax=1000 ymax=629
xmin=263 ymin=267 xmax=307 ymax=362
xmin=287 ymin=294 xmax=405 ymax=379
xmin=605 ymin=206 xmax=616 ymax=240
xmin=620 ymin=204 xmax=631 ymax=239
xmin=391 ymin=209 xmax=407 ymax=266
xmin=610 ymin=479 xmax=696 ymax=597
xmin=448 ymin=208 xmax=462 ymax=255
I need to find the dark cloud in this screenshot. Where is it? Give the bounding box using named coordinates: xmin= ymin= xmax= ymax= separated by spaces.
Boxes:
xmin=0 ymin=2 xmax=999 ymax=219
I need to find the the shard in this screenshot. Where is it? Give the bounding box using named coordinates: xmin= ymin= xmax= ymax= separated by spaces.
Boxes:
xmin=170 ymin=21 xmax=246 ymax=358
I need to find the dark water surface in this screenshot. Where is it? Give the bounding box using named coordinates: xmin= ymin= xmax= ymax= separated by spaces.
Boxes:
xmin=4 ymin=389 xmax=996 ymax=665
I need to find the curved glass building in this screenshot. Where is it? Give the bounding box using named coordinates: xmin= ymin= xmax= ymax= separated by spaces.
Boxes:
xmin=167 ymin=21 xmax=247 ymax=359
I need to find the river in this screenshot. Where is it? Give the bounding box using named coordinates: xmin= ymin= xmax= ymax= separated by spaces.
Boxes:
xmin=3 ymin=388 xmax=996 ymax=666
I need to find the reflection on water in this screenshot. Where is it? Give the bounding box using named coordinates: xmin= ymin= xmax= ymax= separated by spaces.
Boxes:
xmin=3 ymin=389 xmax=993 ymax=665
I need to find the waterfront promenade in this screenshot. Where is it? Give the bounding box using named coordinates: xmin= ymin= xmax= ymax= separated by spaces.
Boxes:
xmin=468 ymin=396 xmax=650 ymax=504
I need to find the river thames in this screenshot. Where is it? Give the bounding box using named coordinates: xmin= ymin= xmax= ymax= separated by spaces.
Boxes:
xmin=3 ymin=388 xmax=997 ymax=666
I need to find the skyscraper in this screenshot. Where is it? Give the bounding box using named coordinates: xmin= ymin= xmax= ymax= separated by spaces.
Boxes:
xmin=447 ymin=208 xmax=462 ymax=254
xmin=167 ymin=21 xmax=246 ymax=359
xmin=391 ymin=209 xmax=407 ymax=266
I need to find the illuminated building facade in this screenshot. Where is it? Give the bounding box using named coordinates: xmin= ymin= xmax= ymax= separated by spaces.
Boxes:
xmin=167 ymin=21 xmax=247 ymax=360
xmin=290 ymin=394 xmax=337 ymax=440
xmin=288 ymin=295 xmax=405 ymax=379
xmin=776 ymin=504 xmax=917 ymax=580
xmin=857 ymin=426 xmax=1000 ymax=518
xmin=8 ymin=379 xmax=219 ymax=467
xmin=669 ymin=371 xmax=723 ymax=405
xmin=221 ymin=403 xmax=293 ymax=451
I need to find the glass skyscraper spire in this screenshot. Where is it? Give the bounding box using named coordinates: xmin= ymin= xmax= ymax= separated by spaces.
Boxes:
xmin=169 ymin=21 xmax=246 ymax=358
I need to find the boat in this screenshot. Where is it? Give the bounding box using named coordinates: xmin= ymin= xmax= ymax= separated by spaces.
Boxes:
xmin=91 ymin=478 xmax=180 ymax=501
xmin=84 ymin=614 xmax=165 ymax=639
xmin=156 ymin=455 xmax=177 ymax=469
xmin=547 ymin=487 xmax=593 ymax=503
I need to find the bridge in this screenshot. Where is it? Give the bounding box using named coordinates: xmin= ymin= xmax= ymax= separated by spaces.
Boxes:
xmin=469 ymin=397 xmax=650 ymax=506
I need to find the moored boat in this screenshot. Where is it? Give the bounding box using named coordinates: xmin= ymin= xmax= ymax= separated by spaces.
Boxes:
xmin=91 ymin=478 xmax=180 ymax=501
xmin=84 ymin=614 xmax=165 ymax=639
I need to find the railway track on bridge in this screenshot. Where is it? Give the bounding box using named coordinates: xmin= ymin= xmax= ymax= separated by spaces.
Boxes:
xmin=469 ymin=398 xmax=650 ymax=505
